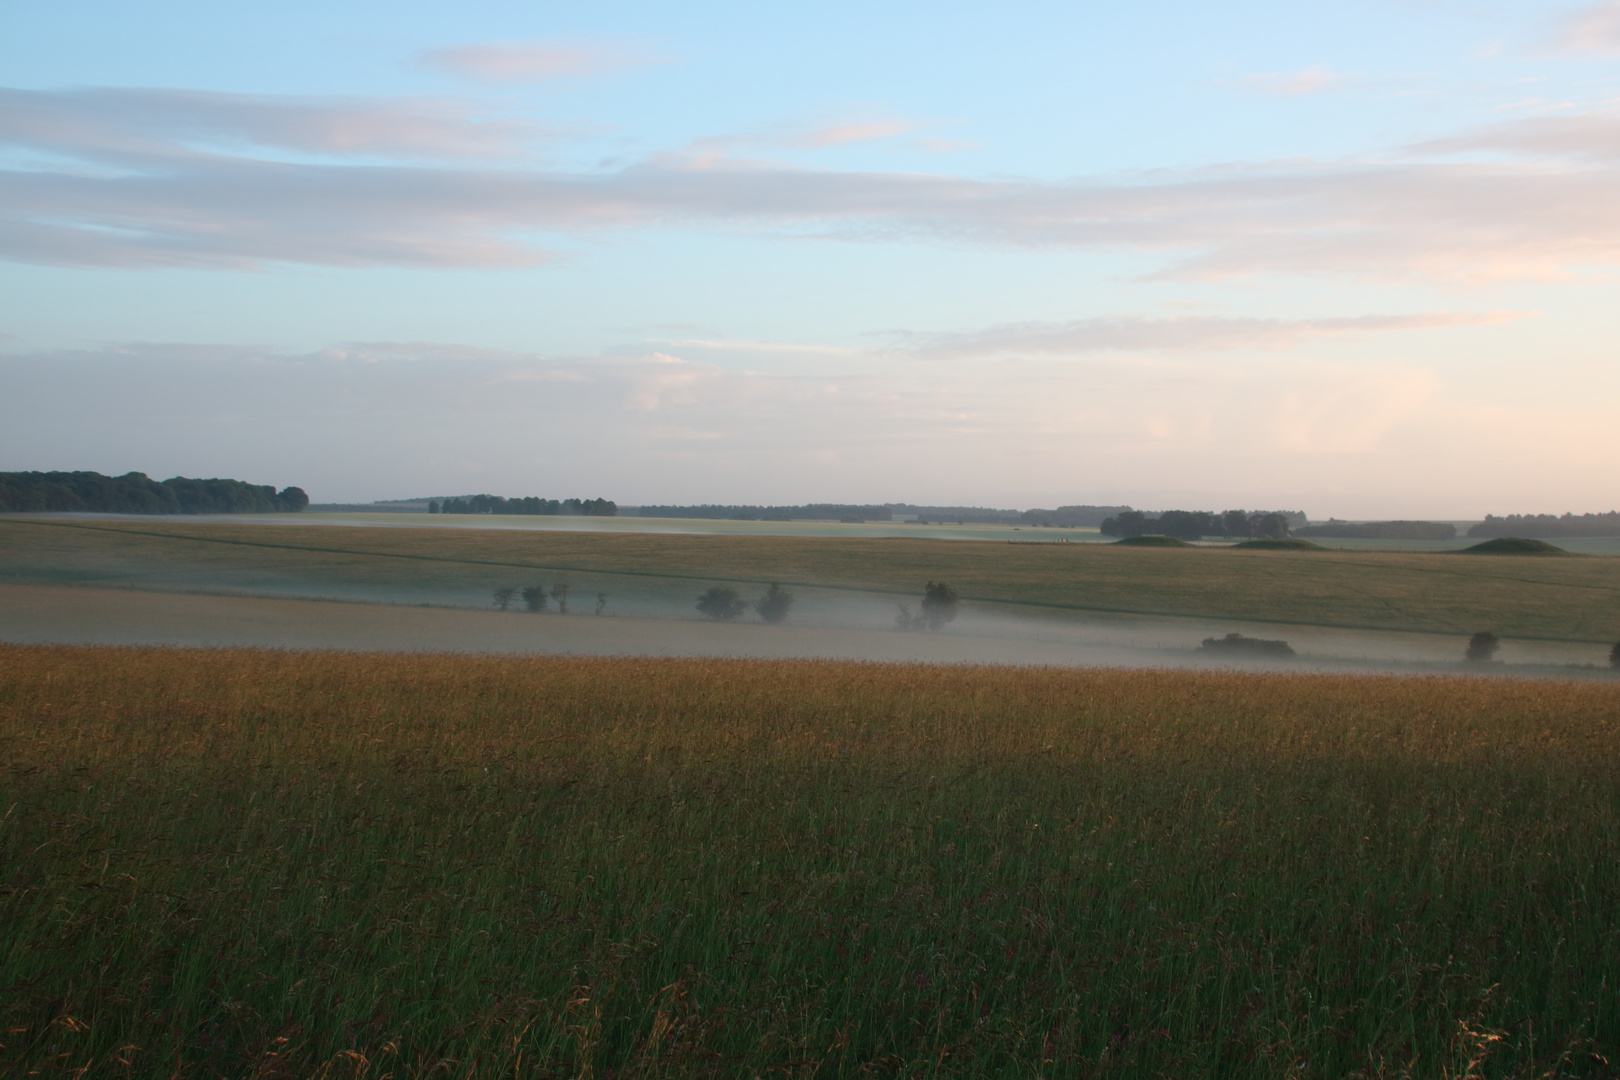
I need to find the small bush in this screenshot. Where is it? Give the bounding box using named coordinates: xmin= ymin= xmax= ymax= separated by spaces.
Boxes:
xmin=1199 ymin=632 xmax=1295 ymax=658
xmin=696 ymin=586 xmax=747 ymax=621
xmin=1466 ymin=632 xmax=1500 ymax=663
xmin=521 ymin=586 xmax=548 ymax=613
xmin=1610 ymin=642 xmax=1619 ymax=670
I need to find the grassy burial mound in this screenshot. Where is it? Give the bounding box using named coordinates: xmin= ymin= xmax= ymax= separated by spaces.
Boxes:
xmin=1229 ymin=537 xmax=1323 ymax=551
xmin=1111 ymin=533 xmax=1192 ymax=547
xmin=1461 ymin=537 xmax=1570 ymax=556
xmin=5 ymin=516 xmax=1620 ymax=642
xmin=1 ymin=646 xmax=1616 ymax=1076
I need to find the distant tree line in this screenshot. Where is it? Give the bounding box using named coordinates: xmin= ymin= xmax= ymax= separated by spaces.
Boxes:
xmin=1295 ymin=520 xmax=1456 ymax=540
xmin=633 ymin=504 xmax=893 ymax=522
xmin=1468 ymin=512 xmax=1620 ymax=539
xmin=430 ymin=495 xmax=617 ymax=516
xmin=0 ymin=471 xmax=308 ymax=514
xmin=628 ymin=503 xmax=1133 ymax=526
xmin=1100 ymin=509 xmax=1305 ymax=540
xmin=1015 ymin=505 xmax=1133 ymax=528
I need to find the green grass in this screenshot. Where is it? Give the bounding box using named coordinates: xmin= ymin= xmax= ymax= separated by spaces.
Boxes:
xmin=4 ymin=517 xmax=1620 ymax=643
xmin=2 ymin=645 xmax=1617 ymax=1077
xmin=1111 ymin=535 xmax=1192 ymax=548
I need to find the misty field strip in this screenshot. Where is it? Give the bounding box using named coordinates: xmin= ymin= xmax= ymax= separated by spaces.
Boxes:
xmin=2 ymin=647 xmax=1617 ymax=1077
xmin=7 ymin=518 xmax=1620 ymax=644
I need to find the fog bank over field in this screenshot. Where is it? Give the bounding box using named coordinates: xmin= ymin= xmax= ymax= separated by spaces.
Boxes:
xmin=1 ymin=584 xmax=1610 ymax=677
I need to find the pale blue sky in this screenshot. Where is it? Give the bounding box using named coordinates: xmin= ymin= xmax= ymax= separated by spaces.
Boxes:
xmin=3 ymin=0 xmax=1619 ymax=514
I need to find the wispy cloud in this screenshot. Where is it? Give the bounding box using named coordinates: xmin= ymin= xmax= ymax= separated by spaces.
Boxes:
xmin=6 ymin=87 xmax=1620 ymax=279
xmin=1552 ymin=1 xmax=1620 ymax=55
xmin=1415 ymin=107 xmax=1620 ymax=162
xmin=420 ymin=40 xmax=665 ymax=84
xmin=895 ymin=312 xmax=1525 ymax=359
xmin=0 ymin=87 xmax=529 ymax=162
xmin=1222 ymin=66 xmax=1345 ymax=98
xmin=784 ymin=121 xmax=914 ymax=148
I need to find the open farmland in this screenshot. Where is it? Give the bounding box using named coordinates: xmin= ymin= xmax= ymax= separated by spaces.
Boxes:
xmin=4 ymin=517 xmax=1620 ymax=647
xmin=2 ymin=645 xmax=1616 ymax=1077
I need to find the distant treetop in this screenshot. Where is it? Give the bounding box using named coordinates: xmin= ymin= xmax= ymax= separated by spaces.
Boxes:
xmin=1468 ymin=512 xmax=1620 ymax=539
xmin=430 ymin=495 xmax=616 ymax=516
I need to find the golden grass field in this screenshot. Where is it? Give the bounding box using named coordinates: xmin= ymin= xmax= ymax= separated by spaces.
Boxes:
xmin=2 ymin=644 xmax=1616 ymax=1077
xmin=4 ymin=517 xmax=1620 ymax=645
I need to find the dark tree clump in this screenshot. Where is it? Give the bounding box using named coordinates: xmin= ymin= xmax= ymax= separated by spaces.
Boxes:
xmin=1610 ymin=642 xmax=1620 ymax=670
xmin=919 ymin=581 xmax=960 ymax=631
xmin=1466 ymin=632 xmax=1500 ymax=663
xmin=521 ymin=586 xmax=548 ymax=613
xmin=0 ymin=471 xmax=307 ymax=514
xmin=754 ymin=583 xmax=795 ymax=624
xmin=550 ymin=583 xmax=571 ymax=614
xmin=492 ymin=586 xmax=517 ymax=611
xmin=696 ymin=586 xmax=747 ymax=621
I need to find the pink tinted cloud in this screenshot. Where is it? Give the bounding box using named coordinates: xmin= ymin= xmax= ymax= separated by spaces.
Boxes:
xmin=786 ymin=121 xmax=913 ymax=148
xmin=1554 ymin=1 xmax=1620 ymax=54
xmin=1224 ymin=66 xmax=1344 ymax=97
xmin=421 ymin=40 xmax=663 ymax=83
xmin=1418 ymin=108 xmax=1620 ymax=162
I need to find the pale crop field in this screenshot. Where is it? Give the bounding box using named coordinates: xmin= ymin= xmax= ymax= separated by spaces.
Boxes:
xmin=1 ymin=645 xmax=1616 ymax=1077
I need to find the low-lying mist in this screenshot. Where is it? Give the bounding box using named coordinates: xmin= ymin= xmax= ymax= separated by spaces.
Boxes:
xmin=2 ymin=581 xmax=1612 ymax=679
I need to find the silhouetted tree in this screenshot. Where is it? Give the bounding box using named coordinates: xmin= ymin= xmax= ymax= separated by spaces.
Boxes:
xmin=1156 ymin=510 xmax=1213 ymax=540
xmin=755 ymin=583 xmax=795 ymax=624
xmin=919 ymin=581 xmax=960 ymax=631
xmin=595 ymin=592 xmax=608 ymax=615
xmin=521 ymin=585 xmax=548 ymax=612
xmin=1101 ymin=510 xmax=1150 ymax=538
xmin=428 ymin=500 xmax=441 ymax=514
xmin=1250 ymin=512 xmax=1291 ymax=540
xmin=1610 ymin=642 xmax=1620 ymax=670
xmin=1466 ymin=631 xmax=1500 ymax=663
xmin=492 ymin=586 xmax=517 ymax=611
xmin=550 ymin=582 xmax=571 ymax=614
xmin=696 ymin=586 xmax=747 ymax=621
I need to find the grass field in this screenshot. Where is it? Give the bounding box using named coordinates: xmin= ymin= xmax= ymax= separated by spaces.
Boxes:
xmin=2 ymin=645 xmax=1616 ymax=1077
xmin=4 ymin=517 xmax=1620 ymax=646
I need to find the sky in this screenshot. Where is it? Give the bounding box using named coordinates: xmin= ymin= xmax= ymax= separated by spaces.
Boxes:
xmin=3 ymin=0 xmax=1620 ymax=516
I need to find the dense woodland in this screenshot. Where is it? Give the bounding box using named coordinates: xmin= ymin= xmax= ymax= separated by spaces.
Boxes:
xmin=1469 ymin=511 xmax=1620 ymax=538
xmin=0 ymin=471 xmax=308 ymax=514
xmin=1101 ymin=508 xmax=1307 ymax=540
xmin=430 ymin=495 xmax=617 ymax=516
